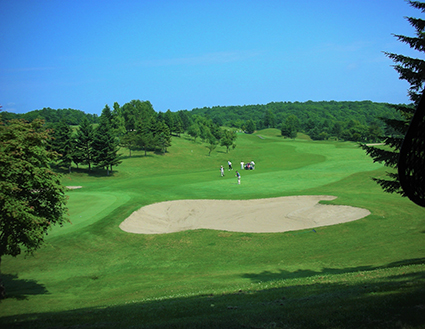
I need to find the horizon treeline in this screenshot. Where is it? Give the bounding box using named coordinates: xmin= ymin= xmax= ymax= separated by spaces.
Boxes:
xmin=1 ymin=107 xmax=98 ymax=125
xmin=191 ymin=100 xmax=407 ymax=142
xmin=2 ymin=99 xmax=407 ymax=143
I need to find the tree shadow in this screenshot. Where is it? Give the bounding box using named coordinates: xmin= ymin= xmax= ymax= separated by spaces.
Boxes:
xmin=0 ymin=273 xmax=48 ymax=301
xmin=241 ymin=258 xmax=425 ymax=283
xmin=1 ymin=259 xmax=424 ymax=328
xmin=120 ymin=154 xmax=154 ymax=160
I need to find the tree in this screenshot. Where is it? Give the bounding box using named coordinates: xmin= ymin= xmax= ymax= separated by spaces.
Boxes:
xmin=263 ymin=109 xmax=276 ymax=128
xmin=153 ymin=121 xmax=171 ymax=154
xmin=92 ymin=117 xmax=122 ymax=175
xmin=75 ymin=117 xmax=94 ymax=171
xmin=220 ymin=129 xmax=237 ymax=153
xmin=0 ymin=118 xmax=68 ymax=298
xmin=187 ymin=123 xmax=200 ymax=142
xmin=206 ymin=137 xmax=218 ymax=156
xmin=164 ymin=109 xmax=175 ymax=134
xmin=50 ymin=119 xmax=75 ymax=173
xmin=362 ymin=1 xmax=425 ymax=196
xmin=120 ymin=131 xmax=137 ymax=157
xmin=100 ymin=104 xmax=112 ymax=124
xmin=281 ymin=115 xmax=299 ymax=139
xmin=245 ymin=119 xmax=256 ymax=134
xmin=111 ymin=102 xmax=126 ymax=137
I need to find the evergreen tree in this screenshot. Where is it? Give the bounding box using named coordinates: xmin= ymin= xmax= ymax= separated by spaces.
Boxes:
xmin=110 ymin=102 xmax=126 ymax=138
xmin=101 ymin=104 xmax=112 ymax=124
xmin=75 ymin=117 xmax=94 ymax=171
xmin=164 ymin=109 xmax=175 ymax=133
xmin=120 ymin=131 xmax=137 ymax=157
xmin=362 ymin=1 xmax=425 ymax=196
xmin=135 ymin=117 xmax=155 ymax=156
xmin=92 ymin=117 xmax=121 ymax=175
xmin=50 ymin=119 xmax=75 ymax=173
xmin=153 ymin=121 xmax=171 ymax=154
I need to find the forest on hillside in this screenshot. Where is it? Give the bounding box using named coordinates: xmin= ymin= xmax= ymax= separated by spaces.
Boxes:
xmin=1 ymin=100 xmax=407 ymax=146
xmin=1 ymin=107 xmax=98 ymax=125
xmin=191 ymin=100 xmax=407 ymax=142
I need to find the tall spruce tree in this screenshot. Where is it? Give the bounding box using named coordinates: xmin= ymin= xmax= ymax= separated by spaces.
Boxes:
xmin=361 ymin=1 xmax=425 ymax=196
xmin=50 ymin=119 xmax=74 ymax=173
xmin=75 ymin=117 xmax=94 ymax=171
xmin=92 ymin=116 xmax=121 ymax=175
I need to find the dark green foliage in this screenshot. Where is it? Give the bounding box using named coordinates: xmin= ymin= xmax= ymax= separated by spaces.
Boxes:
xmin=92 ymin=117 xmax=122 ymax=175
xmin=362 ymin=0 xmax=425 ymax=196
xmin=2 ymin=108 xmax=98 ymax=125
xmin=191 ymin=100 xmax=401 ymax=142
xmin=244 ymin=119 xmax=256 ymax=134
xmin=398 ymin=90 xmax=425 ymax=206
xmin=49 ymin=120 xmax=75 ymax=173
xmin=281 ymin=115 xmax=299 ymax=139
xmin=75 ymin=117 xmax=94 ymax=171
xmin=121 ymin=100 xmax=156 ymax=132
xmin=0 ymin=118 xmax=68 ymax=258
xmin=153 ymin=121 xmax=172 ymax=154
xmin=187 ymin=123 xmax=200 ymax=142
xmin=220 ymin=129 xmax=237 ymax=153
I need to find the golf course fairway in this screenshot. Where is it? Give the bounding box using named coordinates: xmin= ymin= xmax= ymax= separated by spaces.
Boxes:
xmin=1 ymin=129 xmax=424 ymax=329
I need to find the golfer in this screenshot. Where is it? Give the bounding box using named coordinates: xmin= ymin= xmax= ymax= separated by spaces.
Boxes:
xmin=236 ymin=171 xmax=241 ymax=184
xmin=220 ymin=165 xmax=224 ymax=177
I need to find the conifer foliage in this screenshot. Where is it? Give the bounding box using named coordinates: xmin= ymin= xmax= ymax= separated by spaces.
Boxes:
xmin=361 ymin=1 xmax=425 ymax=196
xmin=92 ymin=114 xmax=121 ymax=176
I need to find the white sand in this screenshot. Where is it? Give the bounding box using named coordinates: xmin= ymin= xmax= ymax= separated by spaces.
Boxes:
xmin=119 ymin=195 xmax=370 ymax=234
xmin=66 ymin=186 xmax=83 ymax=189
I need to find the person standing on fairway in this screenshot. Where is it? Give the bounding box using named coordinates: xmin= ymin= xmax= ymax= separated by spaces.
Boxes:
xmin=220 ymin=165 xmax=224 ymax=177
xmin=228 ymin=160 xmax=232 ymax=171
xmin=236 ymin=171 xmax=241 ymax=184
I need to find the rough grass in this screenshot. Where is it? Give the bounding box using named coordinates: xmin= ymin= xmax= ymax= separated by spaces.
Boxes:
xmin=1 ymin=129 xmax=424 ymax=328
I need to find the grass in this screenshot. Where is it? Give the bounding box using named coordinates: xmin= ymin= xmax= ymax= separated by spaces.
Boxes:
xmin=1 ymin=129 xmax=424 ymax=328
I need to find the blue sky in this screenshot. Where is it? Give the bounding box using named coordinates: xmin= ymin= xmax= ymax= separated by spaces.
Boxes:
xmin=0 ymin=0 xmax=422 ymax=115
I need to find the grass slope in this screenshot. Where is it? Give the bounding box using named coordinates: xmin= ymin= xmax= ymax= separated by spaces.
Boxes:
xmin=1 ymin=129 xmax=424 ymax=328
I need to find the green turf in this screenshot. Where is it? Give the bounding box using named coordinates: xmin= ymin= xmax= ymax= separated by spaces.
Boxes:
xmin=1 ymin=129 xmax=424 ymax=328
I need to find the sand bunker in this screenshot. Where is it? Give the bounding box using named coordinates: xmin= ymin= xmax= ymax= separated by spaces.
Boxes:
xmin=119 ymin=195 xmax=370 ymax=234
xmin=66 ymin=186 xmax=82 ymax=189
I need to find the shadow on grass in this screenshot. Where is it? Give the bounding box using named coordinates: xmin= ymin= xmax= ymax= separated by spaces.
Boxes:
xmin=241 ymin=258 xmax=425 ymax=283
xmin=120 ymin=154 xmax=154 ymax=160
xmin=1 ymin=262 xmax=425 ymax=329
xmin=54 ymin=166 xmax=117 ymax=178
xmin=0 ymin=274 xmax=48 ymax=301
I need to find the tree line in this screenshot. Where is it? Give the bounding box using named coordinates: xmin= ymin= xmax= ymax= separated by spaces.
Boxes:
xmin=191 ymin=100 xmax=405 ymax=142
xmin=1 ymin=107 xmax=98 ymax=125
xmin=44 ymin=99 xmax=239 ymax=175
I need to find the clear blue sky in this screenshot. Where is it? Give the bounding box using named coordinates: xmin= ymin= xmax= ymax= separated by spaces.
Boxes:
xmin=0 ymin=0 xmax=422 ymax=115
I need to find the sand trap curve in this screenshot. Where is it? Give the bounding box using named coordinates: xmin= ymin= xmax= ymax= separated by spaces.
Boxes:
xmin=119 ymin=195 xmax=370 ymax=234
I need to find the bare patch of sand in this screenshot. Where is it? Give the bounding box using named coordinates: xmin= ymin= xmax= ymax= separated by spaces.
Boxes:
xmin=66 ymin=186 xmax=82 ymax=189
xmin=119 ymin=195 xmax=370 ymax=234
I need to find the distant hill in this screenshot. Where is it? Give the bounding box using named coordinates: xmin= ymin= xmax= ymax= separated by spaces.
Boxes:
xmin=1 ymin=107 xmax=98 ymax=125
xmin=190 ymin=100 xmax=405 ymax=130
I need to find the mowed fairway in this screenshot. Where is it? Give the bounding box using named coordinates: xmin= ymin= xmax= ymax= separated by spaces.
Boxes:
xmin=1 ymin=129 xmax=425 ymax=329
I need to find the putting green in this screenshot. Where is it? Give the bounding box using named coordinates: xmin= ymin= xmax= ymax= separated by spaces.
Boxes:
xmin=47 ymin=190 xmax=131 ymax=238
